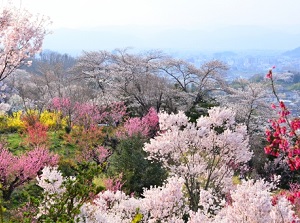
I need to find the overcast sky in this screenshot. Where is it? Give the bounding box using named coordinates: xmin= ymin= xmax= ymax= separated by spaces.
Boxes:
xmin=6 ymin=0 xmax=300 ymax=29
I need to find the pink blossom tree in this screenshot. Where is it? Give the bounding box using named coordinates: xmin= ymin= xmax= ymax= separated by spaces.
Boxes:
xmin=120 ymin=107 xmax=159 ymax=138
xmin=51 ymin=97 xmax=127 ymax=132
xmin=97 ymin=101 xmax=127 ymax=125
xmin=144 ymin=107 xmax=252 ymax=212
xmin=51 ymin=97 xmax=101 ymax=131
xmin=50 ymin=97 xmax=74 ymax=132
xmin=0 ymin=144 xmax=58 ymax=200
xmin=0 ymin=5 xmax=50 ymax=81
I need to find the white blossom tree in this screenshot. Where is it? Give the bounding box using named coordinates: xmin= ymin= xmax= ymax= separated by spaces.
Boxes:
xmin=217 ymin=78 xmax=271 ymax=133
xmin=72 ymin=50 xmax=113 ymax=95
xmin=144 ymin=107 xmax=253 ymax=212
xmin=109 ymin=49 xmax=172 ymax=114
xmin=211 ymin=179 xmax=296 ymax=223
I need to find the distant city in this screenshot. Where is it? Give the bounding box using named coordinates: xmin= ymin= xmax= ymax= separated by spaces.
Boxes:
xmin=179 ymin=47 xmax=300 ymax=80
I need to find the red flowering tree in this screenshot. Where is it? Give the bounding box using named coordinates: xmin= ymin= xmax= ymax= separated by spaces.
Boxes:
xmin=272 ymin=183 xmax=300 ymax=218
xmin=23 ymin=121 xmax=49 ymax=148
xmin=264 ymin=67 xmax=300 ymax=171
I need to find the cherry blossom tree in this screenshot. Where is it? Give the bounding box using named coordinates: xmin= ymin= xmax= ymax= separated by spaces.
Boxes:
xmin=217 ymin=78 xmax=271 ymax=133
xmin=72 ymin=50 xmax=113 ymax=95
xmin=0 ymin=5 xmax=50 ymax=81
xmin=144 ymin=107 xmax=252 ymax=211
xmin=216 ymin=78 xmax=274 ymax=178
xmin=158 ymin=58 xmax=198 ymax=93
xmin=110 ymin=49 xmax=171 ymax=115
xmin=210 ymin=179 xmax=296 ymax=223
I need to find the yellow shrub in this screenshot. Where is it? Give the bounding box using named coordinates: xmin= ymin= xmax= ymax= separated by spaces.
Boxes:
xmin=61 ymin=117 xmax=68 ymax=129
xmin=39 ymin=110 xmax=68 ymax=130
xmin=40 ymin=110 xmax=58 ymax=129
xmin=6 ymin=111 xmax=25 ymax=132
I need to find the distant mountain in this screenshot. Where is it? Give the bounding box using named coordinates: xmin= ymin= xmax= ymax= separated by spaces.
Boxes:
xmin=282 ymin=47 xmax=300 ymax=57
xmin=42 ymin=25 xmax=300 ymax=56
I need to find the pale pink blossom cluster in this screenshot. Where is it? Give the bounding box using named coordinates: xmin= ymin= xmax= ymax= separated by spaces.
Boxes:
xmin=197 ymin=188 xmax=226 ymax=218
xmin=0 ymin=6 xmax=50 ymax=81
xmin=37 ymin=165 xmax=298 ymax=222
xmin=158 ymin=110 xmax=188 ymax=131
xmin=36 ymin=166 xmax=64 ymax=217
xmin=186 ymin=179 xmax=297 ymax=223
xmin=144 ymin=107 xmax=252 ymax=210
xmin=211 ymin=179 xmax=296 ymax=223
xmin=140 ymin=176 xmax=187 ymax=222
xmin=36 ymin=166 xmax=76 ymax=218
xmin=0 ymin=102 xmax=10 ymax=114
xmin=78 ymin=176 xmax=187 ymax=222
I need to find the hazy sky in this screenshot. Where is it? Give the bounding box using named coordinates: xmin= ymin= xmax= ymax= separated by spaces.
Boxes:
xmin=7 ymin=0 xmax=300 ymax=29
xmin=3 ymin=0 xmax=300 ymax=53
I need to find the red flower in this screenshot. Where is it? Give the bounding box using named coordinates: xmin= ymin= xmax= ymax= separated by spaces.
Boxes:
xmin=266 ymin=69 xmax=272 ymax=78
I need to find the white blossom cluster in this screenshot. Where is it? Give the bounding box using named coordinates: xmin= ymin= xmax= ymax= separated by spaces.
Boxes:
xmin=79 ymin=176 xmax=187 ymax=223
xmin=36 ymin=166 xmax=75 ymax=218
xmin=36 ymin=166 xmax=65 ymax=194
xmin=38 ymin=166 xmax=298 ymax=222
xmin=144 ymin=107 xmax=252 ymax=210
xmin=0 ymin=102 xmax=10 ymax=115
xmin=212 ymin=179 xmax=296 ymax=223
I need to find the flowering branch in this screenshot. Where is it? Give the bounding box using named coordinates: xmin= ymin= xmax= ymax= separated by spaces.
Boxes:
xmin=265 ymin=67 xmax=300 ymax=171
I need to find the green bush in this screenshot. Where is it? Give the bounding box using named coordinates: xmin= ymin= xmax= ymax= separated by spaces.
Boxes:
xmin=108 ymin=136 xmax=168 ymax=196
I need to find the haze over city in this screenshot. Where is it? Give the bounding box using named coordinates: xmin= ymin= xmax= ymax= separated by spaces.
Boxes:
xmin=4 ymin=0 xmax=300 ymax=54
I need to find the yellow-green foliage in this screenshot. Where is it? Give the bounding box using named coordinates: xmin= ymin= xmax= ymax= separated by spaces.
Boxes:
xmin=131 ymin=210 xmax=143 ymax=223
xmin=93 ymin=176 xmax=106 ymax=188
xmin=6 ymin=111 xmax=25 ymax=132
xmin=40 ymin=110 xmax=64 ymax=130
xmin=0 ymin=115 xmax=8 ymax=132
xmin=25 ymin=109 xmax=39 ymax=116
xmin=232 ymin=175 xmax=241 ymax=185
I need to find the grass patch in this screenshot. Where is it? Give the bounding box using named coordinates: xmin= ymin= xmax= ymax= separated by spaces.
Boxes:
xmin=1 ymin=131 xmax=77 ymax=157
xmin=1 ymin=133 xmax=26 ymax=155
xmin=48 ymin=131 xmax=77 ymax=157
